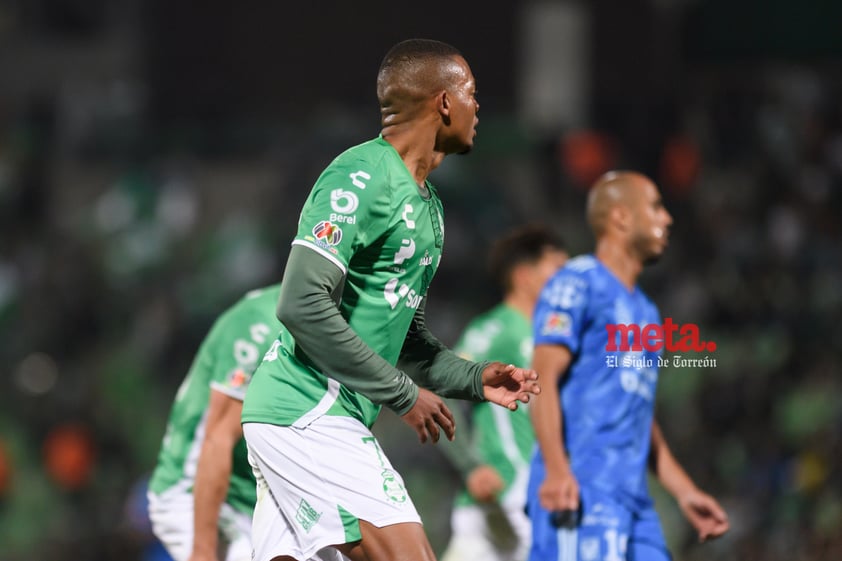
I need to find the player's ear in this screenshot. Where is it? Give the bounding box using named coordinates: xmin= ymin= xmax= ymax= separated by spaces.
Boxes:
xmin=437 ymin=90 xmax=451 ymax=125
xmin=611 ymin=205 xmax=631 ymax=233
xmin=510 ymin=263 xmax=528 ymax=291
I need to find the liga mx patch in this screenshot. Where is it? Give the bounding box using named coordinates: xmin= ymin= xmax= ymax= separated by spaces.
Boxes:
xmin=225 ymin=367 xmax=250 ymax=389
xmin=313 ymin=220 xmax=343 ymax=245
xmin=541 ymin=311 xmax=573 ymax=336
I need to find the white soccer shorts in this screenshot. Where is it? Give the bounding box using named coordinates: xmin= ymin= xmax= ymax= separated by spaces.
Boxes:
xmin=441 ymin=501 xmax=532 ymax=561
xmin=147 ymin=484 xmax=252 ymax=561
xmin=441 ymin=467 xmax=532 ymax=561
xmin=244 ymin=416 xmax=422 ymax=561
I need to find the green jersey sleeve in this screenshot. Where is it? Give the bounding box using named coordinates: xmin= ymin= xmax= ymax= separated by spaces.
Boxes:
xmin=206 ymin=289 xmax=279 ymax=401
xmin=292 ymin=157 xmax=392 ymax=273
xmin=398 ymin=303 xmax=489 ymax=400
xmin=277 ymin=246 xmax=419 ymax=415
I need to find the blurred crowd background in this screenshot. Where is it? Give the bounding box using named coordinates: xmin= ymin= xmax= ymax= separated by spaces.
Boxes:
xmin=1 ymin=1 xmax=841 ymax=560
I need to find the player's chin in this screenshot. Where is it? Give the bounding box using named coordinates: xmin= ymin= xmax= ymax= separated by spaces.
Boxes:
xmin=458 ymin=129 xmax=477 ymax=154
xmin=653 ymin=238 xmax=670 ymax=257
xmin=643 ymin=248 xmax=665 ymax=266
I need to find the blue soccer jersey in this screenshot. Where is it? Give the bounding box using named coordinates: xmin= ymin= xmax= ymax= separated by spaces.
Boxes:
xmin=530 ymin=254 xmax=662 ymax=509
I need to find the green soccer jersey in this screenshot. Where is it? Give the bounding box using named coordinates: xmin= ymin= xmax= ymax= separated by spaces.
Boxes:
xmin=149 ymin=284 xmax=281 ymax=515
xmin=242 ymin=137 xmax=445 ymax=429
xmin=453 ymin=303 xmax=536 ymax=506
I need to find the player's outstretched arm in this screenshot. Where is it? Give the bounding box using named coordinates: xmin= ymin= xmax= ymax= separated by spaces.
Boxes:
xmin=649 ymin=420 xmax=729 ymax=542
xmin=399 ymin=303 xmax=490 ymax=401
xmin=400 ymin=305 xmax=540 ymax=406
xmin=189 ymin=390 xmax=245 ymax=561
xmin=530 ymin=344 xmax=579 ymax=513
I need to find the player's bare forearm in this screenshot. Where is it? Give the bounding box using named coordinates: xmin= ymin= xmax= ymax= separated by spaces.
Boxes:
xmin=192 ymin=436 xmax=233 ymax=558
xmin=530 ymin=344 xmax=579 ymax=512
xmin=530 ymin=378 xmax=569 ymax=475
xmin=648 ymin=420 xmax=696 ymax=497
xmin=649 ymin=420 xmax=730 ymax=541
xmin=191 ymin=392 xmax=244 ymax=559
xmin=529 ymin=345 xmax=572 ymax=475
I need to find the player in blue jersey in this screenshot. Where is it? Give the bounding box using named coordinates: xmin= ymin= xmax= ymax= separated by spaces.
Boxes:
xmin=527 ymin=171 xmax=729 ymax=561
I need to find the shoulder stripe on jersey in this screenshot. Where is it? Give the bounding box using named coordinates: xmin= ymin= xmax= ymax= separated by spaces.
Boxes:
xmin=209 ymin=381 xmax=246 ymax=402
xmin=291 ymin=239 xmax=347 ymax=274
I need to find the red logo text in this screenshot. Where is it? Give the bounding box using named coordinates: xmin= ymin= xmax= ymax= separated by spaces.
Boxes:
xmin=606 ymin=318 xmax=716 ymax=352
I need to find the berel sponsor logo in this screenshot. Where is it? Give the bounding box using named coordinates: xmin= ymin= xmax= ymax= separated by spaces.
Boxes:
xmin=329 ymin=212 xmax=356 ymax=224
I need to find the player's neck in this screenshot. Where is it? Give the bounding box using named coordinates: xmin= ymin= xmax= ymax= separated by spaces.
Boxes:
xmin=382 ymin=123 xmax=443 ymax=185
xmin=595 ymin=239 xmax=642 ymax=291
xmin=503 ymin=292 xmax=534 ymax=321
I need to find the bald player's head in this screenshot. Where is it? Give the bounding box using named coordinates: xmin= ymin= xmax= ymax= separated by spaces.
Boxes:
xmin=377 ymin=39 xmax=464 ymax=113
xmin=587 ymin=171 xmax=648 ymax=236
xmin=586 ymin=170 xmax=673 ymax=263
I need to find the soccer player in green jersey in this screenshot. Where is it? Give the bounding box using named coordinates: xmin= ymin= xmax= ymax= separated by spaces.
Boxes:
xmin=241 ymin=39 xmax=540 ymax=561
xmin=148 ymin=285 xmax=281 ymax=561
xmin=439 ymin=225 xmax=567 ymax=561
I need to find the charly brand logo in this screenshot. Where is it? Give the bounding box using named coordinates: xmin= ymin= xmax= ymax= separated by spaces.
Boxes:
xmin=605 ymin=318 xmax=717 ymax=368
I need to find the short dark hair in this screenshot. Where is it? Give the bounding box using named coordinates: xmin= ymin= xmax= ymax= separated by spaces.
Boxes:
xmin=488 ymin=224 xmax=565 ymax=293
xmin=378 ymin=39 xmax=462 ymax=76
xmin=377 ymin=39 xmax=463 ymax=105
